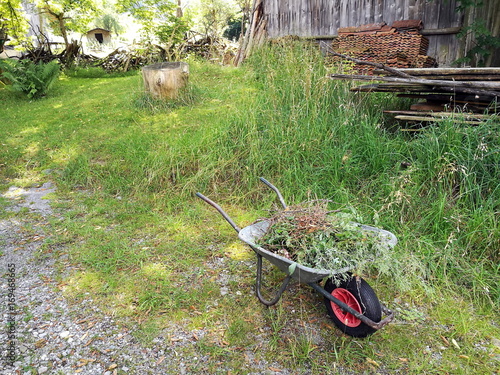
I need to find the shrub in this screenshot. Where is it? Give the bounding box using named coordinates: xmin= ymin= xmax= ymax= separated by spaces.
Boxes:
xmin=0 ymin=58 xmax=60 ymax=99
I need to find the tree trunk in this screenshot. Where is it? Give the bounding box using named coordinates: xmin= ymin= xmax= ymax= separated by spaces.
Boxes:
xmin=142 ymin=62 xmax=189 ymax=99
xmin=0 ymin=28 xmax=6 ymax=54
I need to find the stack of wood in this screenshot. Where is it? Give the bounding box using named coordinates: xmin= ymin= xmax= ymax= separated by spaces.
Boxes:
xmin=184 ymin=36 xmax=239 ymax=65
xmin=324 ymin=41 xmax=500 ymax=127
xmin=96 ymin=45 xmax=165 ymax=72
xmin=19 ymin=39 xmax=81 ymax=66
xmin=367 ymin=67 xmax=500 ymax=125
xmin=331 ymin=20 xmax=436 ymax=74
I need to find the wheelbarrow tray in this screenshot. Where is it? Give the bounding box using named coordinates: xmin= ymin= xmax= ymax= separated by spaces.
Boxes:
xmin=238 ymin=219 xmax=398 ymax=284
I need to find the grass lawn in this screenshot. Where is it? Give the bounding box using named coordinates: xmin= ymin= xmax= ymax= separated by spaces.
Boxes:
xmin=1 ymin=43 xmax=499 ymax=374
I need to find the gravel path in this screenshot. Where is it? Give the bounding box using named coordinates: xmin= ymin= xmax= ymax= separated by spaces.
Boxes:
xmin=0 ymin=182 xmax=295 ymax=375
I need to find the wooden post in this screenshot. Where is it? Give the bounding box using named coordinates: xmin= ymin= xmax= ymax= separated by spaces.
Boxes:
xmin=142 ymin=62 xmax=189 ymax=99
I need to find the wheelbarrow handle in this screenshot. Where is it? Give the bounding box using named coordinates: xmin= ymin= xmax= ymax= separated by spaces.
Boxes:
xmin=195 ymin=192 xmax=241 ymax=233
xmin=259 ymin=177 xmax=287 ymax=209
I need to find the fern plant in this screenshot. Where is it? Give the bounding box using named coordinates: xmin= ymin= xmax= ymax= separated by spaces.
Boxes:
xmin=0 ymin=59 xmax=60 ymax=99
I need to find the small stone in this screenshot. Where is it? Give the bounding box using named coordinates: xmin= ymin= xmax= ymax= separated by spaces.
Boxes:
xmin=60 ymin=331 xmax=70 ymax=339
xmin=38 ymin=366 xmax=48 ymax=374
xmin=492 ymin=338 xmax=500 ymax=348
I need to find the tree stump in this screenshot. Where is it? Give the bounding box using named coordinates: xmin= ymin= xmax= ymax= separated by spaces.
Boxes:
xmin=142 ymin=62 xmax=189 ymax=99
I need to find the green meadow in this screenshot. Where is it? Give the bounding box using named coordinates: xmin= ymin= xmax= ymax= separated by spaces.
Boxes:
xmin=1 ymin=41 xmax=499 ymax=373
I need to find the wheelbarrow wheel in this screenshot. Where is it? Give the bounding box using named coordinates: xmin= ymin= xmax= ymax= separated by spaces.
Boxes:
xmin=324 ymin=275 xmax=382 ymax=338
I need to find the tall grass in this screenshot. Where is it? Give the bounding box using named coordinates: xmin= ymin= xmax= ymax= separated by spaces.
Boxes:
xmin=59 ymin=42 xmax=499 ymax=305
xmin=186 ymin=41 xmax=499 ymax=304
xmin=191 ymin=42 xmax=403 ymax=200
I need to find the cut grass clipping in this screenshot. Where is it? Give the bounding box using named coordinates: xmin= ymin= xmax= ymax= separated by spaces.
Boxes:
xmin=256 ymin=200 xmax=398 ymax=282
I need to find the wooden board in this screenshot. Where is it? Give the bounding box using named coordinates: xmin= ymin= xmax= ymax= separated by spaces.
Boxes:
xmin=385 ymin=110 xmax=498 ymax=120
xmin=374 ymin=67 xmax=500 ymax=76
xmin=394 ymin=115 xmax=482 ymax=124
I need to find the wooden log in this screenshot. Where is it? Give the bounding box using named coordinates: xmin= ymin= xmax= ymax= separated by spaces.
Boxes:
xmin=389 ymin=74 xmax=500 ymax=81
xmin=397 ymin=93 xmax=493 ymax=104
xmin=351 ymin=83 xmax=452 ymax=93
xmin=420 ymin=27 xmax=462 ymax=35
xmin=330 ymin=73 xmax=500 ymax=97
xmin=373 ymin=67 xmax=500 ymax=79
xmin=394 ymin=115 xmax=482 ymax=125
xmin=385 ymin=110 xmax=498 ymax=120
xmin=375 ymin=67 xmax=500 ymax=75
xmin=142 ymin=62 xmax=189 ymax=99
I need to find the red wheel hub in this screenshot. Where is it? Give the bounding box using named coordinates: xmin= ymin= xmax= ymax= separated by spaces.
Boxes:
xmin=331 ymin=288 xmax=362 ymax=327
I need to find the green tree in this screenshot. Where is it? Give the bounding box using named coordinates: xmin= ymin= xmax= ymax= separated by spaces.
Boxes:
xmin=117 ymin=0 xmax=190 ymax=59
xmin=96 ymin=13 xmax=124 ymax=35
xmin=0 ymin=0 xmax=29 ymax=52
xmin=117 ymin=0 xmax=176 ymax=32
xmin=35 ymin=0 xmax=100 ymax=48
xmin=233 ymin=0 xmax=251 ymax=40
xmin=193 ymin=0 xmax=238 ymax=39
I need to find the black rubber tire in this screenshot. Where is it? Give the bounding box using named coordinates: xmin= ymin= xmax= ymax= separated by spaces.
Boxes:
xmin=323 ymin=274 xmax=382 ymax=338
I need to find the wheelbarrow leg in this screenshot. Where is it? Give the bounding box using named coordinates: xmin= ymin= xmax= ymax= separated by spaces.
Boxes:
xmin=255 ymin=254 xmax=292 ymax=306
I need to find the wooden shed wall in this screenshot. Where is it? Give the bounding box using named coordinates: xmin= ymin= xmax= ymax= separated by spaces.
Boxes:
xmin=262 ymin=0 xmax=499 ymax=67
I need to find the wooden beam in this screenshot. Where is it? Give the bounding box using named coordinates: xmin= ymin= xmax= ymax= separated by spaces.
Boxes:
xmin=330 ymin=73 xmax=500 ymax=97
xmin=384 ymin=110 xmax=498 ymax=120
xmin=302 ymin=35 xmax=337 ymax=40
xmin=390 ymin=67 xmax=500 ymax=75
xmin=420 ymin=27 xmax=462 ymax=35
xmin=394 ymin=115 xmax=481 ymax=125
xmin=302 ymin=27 xmax=462 ymax=39
xmin=373 ymin=67 xmax=500 ymax=77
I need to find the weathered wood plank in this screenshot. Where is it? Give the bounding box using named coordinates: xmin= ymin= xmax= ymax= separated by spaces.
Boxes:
xmin=329 ymin=73 xmax=500 ymax=92
xmin=375 ymin=67 xmax=500 ymax=75
xmin=394 ymin=115 xmax=484 ymax=124
xmin=384 ymin=110 xmax=498 ymax=120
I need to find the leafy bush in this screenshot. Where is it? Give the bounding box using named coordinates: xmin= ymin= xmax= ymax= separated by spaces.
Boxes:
xmin=0 ymin=58 xmax=60 ymax=99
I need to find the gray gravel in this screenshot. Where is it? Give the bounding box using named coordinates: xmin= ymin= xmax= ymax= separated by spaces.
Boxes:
xmin=0 ymin=182 xmax=297 ymax=374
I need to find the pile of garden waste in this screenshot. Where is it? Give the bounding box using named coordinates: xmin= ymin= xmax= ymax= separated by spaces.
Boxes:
xmin=256 ymin=201 xmax=386 ymax=273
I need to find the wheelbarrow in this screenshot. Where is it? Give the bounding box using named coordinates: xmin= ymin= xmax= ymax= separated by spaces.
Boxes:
xmin=196 ymin=178 xmax=396 ymax=338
